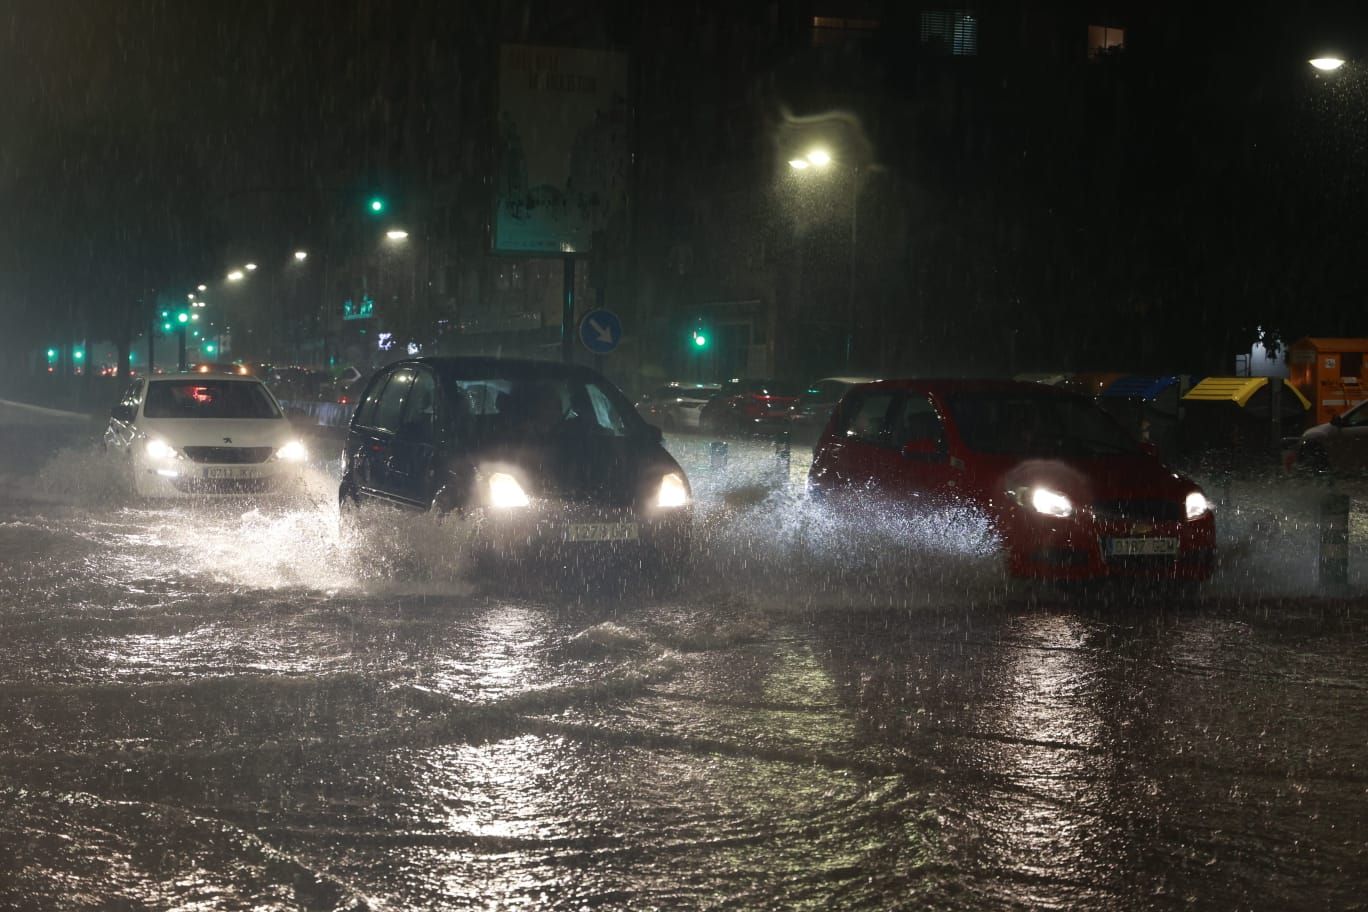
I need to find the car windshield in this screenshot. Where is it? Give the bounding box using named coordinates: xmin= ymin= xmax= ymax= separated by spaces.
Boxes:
xmin=946 ymin=392 xmax=1141 ymax=457
xmin=449 ymin=373 xmax=641 ymax=445
xmin=144 ymin=380 xmax=281 ymax=419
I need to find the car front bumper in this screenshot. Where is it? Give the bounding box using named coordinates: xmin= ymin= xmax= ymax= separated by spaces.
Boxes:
xmin=473 ymin=500 xmax=692 ymax=565
xmin=135 ymin=459 xmax=306 ymax=497
xmin=1004 ymin=510 xmax=1216 ymax=582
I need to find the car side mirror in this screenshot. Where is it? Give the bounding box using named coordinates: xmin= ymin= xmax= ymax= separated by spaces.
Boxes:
xmin=111 ymin=404 xmax=134 ymax=422
xmin=1330 ymin=414 xmax=1346 ymax=428
xmin=900 ymin=438 xmax=944 ymax=460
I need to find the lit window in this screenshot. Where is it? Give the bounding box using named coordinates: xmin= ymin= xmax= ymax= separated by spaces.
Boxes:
xmin=921 ymin=9 xmax=977 ymax=56
xmin=1088 ymin=25 xmax=1126 ymax=60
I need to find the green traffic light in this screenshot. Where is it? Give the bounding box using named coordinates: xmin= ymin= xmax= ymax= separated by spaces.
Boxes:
xmin=368 ymin=196 xmax=386 ymax=214
xmin=46 ymin=348 xmax=57 ymax=359
xmin=73 ymin=349 xmax=84 ymax=361
xmin=162 ymin=323 xmax=172 ymax=333
xmin=177 ymin=312 xmax=189 ymax=324
xmin=692 ymin=330 xmax=708 ymax=348
xmin=204 ymin=343 xmax=216 ymax=354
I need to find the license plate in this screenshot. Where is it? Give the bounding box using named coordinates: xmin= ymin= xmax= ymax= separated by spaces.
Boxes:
xmin=1107 ymin=537 xmax=1179 ymax=557
xmin=204 ymin=466 xmax=260 ymax=480
xmin=566 ymin=522 xmax=639 ymax=542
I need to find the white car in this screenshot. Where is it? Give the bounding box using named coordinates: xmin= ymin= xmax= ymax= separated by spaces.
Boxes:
xmin=104 ymin=373 xmax=310 ymax=497
xmin=638 ymin=382 xmax=722 ymax=431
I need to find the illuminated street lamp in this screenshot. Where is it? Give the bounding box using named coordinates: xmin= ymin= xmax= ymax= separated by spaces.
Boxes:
xmin=788 ymin=147 xmax=862 ymax=367
xmin=294 ymin=250 xmax=308 ymax=261
xmin=1310 ymin=57 xmax=1346 ymax=71
xmin=386 ymin=229 xmax=410 ymax=241
xmin=244 ymin=262 xmax=258 ymax=271
xmin=227 ymin=270 xmax=245 ymax=281
xmin=197 ymin=284 xmax=207 ymax=292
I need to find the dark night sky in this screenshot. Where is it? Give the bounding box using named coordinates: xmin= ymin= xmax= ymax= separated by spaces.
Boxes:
xmin=5 ymin=1 xmax=1368 ymax=373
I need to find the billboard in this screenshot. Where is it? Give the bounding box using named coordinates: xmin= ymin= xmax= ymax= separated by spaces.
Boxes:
xmin=494 ymin=44 xmax=629 ymax=255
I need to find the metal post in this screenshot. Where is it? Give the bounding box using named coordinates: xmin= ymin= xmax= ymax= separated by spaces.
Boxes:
xmin=709 ymin=440 xmax=728 ymax=471
xmin=1319 ymin=491 xmax=1350 ymax=591
xmin=845 ymin=171 xmax=859 ymax=370
xmin=775 ymin=430 xmax=791 ymax=477
xmin=177 ymin=326 xmax=187 ymax=372
xmin=561 ymin=256 xmax=576 ymax=363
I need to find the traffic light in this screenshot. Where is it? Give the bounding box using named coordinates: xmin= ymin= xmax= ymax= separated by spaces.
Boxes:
xmin=203 ymin=342 xmax=216 ymax=355
xmin=366 ymin=195 xmax=387 ymax=215
xmin=691 ymin=327 xmax=710 ymax=350
xmin=72 ymin=347 xmax=84 ymax=362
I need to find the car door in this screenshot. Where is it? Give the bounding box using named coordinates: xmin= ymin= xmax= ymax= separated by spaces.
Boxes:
xmin=813 ymin=387 xmax=899 ymax=493
xmin=881 ymin=392 xmax=960 ymax=501
xmin=1333 ymin=402 xmax=1368 ymax=473
xmin=385 ymin=366 xmax=443 ymax=508
xmin=349 ymin=367 xmax=415 ymax=505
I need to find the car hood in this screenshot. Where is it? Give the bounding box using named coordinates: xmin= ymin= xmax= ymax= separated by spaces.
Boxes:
xmin=973 ymin=452 xmax=1198 ymax=504
xmin=1302 ymin=421 xmax=1338 ymax=442
xmin=471 ymin=435 xmax=684 ymax=507
xmin=139 ymin=417 xmax=296 ymax=449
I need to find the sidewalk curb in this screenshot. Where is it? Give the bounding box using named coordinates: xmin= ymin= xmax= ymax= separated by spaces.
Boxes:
xmin=0 ymin=398 xmax=92 ymax=421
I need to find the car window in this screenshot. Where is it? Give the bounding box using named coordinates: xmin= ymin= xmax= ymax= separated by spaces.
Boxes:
xmin=841 ymin=391 xmax=896 ymax=445
xmin=371 ymin=369 xmax=415 ymax=434
xmin=890 ymin=394 xmax=944 ymax=447
xmin=398 ymin=369 xmax=438 ymax=443
xmin=946 ymin=392 xmax=1140 ymax=457
xmin=1342 ymin=402 xmax=1368 ymax=428
xmin=143 ymin=380 xmax=280 ymax=419
xmin=585 ymin=382 xmax=629 ymax=435
xmin=352 ymin=370 xmax=390 ymax=428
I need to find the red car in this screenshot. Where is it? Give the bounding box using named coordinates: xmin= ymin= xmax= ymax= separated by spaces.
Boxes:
xmin=808 ymin=379 xmax=1215 ymax=582
xmin=698 ymin=378 xmax=801 ymax=434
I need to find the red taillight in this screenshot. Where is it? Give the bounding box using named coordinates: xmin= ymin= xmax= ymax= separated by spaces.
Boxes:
xmin=338 ymin=396 xmax=350 ymax=405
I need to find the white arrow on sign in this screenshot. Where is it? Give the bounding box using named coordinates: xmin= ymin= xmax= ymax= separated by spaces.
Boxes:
xmin=589 ymin=318 xmax=615 ymax=343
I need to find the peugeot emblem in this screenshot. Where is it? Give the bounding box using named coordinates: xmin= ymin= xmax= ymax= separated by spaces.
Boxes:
xmin=223 ymin=437 xmax=233 ymax=444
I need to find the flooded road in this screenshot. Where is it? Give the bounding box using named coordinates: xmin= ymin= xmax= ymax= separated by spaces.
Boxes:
xmin=2 ymin=402 xmax=1366 ymax=910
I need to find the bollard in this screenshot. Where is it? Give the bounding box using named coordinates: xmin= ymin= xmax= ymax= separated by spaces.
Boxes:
xmin=709 ymin=440 xmax=728 ymax=471
xmin=774 ymin=431 xmax=791 ymax=477
xmin=1318 ymin=492 xmax=1350 ymax=591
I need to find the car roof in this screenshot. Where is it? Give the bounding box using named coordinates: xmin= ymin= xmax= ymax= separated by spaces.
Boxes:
xmin=852 ymin=378 xmax=1084 ymax=398
xmin=149 ymin=372 xmax=264 ymax=383
xmin=813 ymin=375 xmax=881 ymax=385
xmin=387 ymin=356 xmax=609 ymax=382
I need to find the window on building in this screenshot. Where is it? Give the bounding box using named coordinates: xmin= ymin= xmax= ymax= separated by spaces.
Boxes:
xmin=811 ymin=15 xmax=881 ymax=47
xmin=1088 ymin=25 xmax=1126 ymax=60
xmin=920 ymin=9 xmax=977 ymax=56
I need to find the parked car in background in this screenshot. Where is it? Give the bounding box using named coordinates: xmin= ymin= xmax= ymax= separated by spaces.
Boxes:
xmin=789 ymin=376 xmax=881 ymax=440
xmin=698 ymin=378 xmax=801 ymax=435
xmin=340 ymin=357 xmax=692 ymax=572
xmin=808 ymin=379 xmax=1215 ymax=583
xmin=1288 ymin=398 xmax=1368 ymax=475
xmin=638 ymin=382 xmax=722 ymax=431
xmin=328 ymin=365 xmax=367 ymax=405
xmin=104 ymin=373 xmax=310 ymax=498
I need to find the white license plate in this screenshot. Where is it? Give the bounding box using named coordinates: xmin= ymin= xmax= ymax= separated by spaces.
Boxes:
xmin=566 ymin=522 xmax=639 ymax=542
xmin=203 ymin=466 xmax=261 ymax=480
xmin=1107 ymin=537 xmax=1179 ymax=557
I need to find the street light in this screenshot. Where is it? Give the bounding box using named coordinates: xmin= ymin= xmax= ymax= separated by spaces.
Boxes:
xmin=386 ymin=229 xmax=410 ymax=241
xmin=197 ymin=284 xmax=207 ymax=292
xmin=227 ymin=270 xmax=245 ymax=281
xmin=1310 ymin=57 xmax=1347 ymax=71
xmin=294 ymin=250 xmax=308 ymax=261
xmin=788 ymin=148 xmax=862 ymax=368
xmin=245 ymin=262 xmax=258 ymax=271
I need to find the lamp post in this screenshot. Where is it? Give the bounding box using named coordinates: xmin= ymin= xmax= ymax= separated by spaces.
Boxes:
xmin=789 ymin=147 xmax=861 ymax=368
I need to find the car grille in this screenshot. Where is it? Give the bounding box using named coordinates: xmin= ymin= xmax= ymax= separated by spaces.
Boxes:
xmin=182 ymin=446 xmax=275 ymax=464
xmin=1091 ymin=499 xmax=1184 ymax=522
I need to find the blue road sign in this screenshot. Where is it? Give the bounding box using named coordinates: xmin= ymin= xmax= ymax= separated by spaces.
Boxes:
xmin=579 ymin=309 xmax=622 ymax=354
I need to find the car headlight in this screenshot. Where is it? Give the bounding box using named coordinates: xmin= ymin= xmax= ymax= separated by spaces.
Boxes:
xmin=144 ymin=438 xmax=179 ymax=461
xmin=488 ymin=472 xmax=530 ymax=509
xmin=275 ymin=440 xmax=308 ymax=462
xmin=1185 ymin=491 xmax=1210 ymax=520
xmin=657 ymin=472 xmax=690 ymax=508
xmin=1029 ymin=487 xmax=1074 ymax=518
